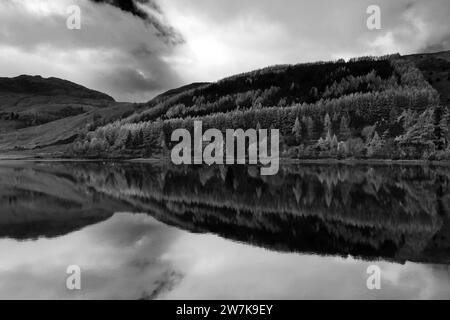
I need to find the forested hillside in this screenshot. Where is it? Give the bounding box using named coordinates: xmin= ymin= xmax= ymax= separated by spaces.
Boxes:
xmin=71 ymin=51 xmax=450 ymax=160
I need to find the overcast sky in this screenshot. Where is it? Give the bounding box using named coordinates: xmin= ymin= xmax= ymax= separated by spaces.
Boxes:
xmin=0 ymin=0 xmax=449 ymax=102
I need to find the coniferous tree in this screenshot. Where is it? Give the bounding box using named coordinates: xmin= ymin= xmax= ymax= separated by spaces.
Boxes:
xmin=317 ymin=137 xmax=326 ymax=150
xmin=309 ymin=87 xmax=319 ymax=100
xmin=337 ymin=141 xmax=348 ymax=156
xmin=396 ymin=109 xmax=436 ymax=147
xmin=292 ymin=117 xmax=302 ymax=143
xmin=339 ymin=115 xmax=351 ymax=140
xmin=135 ymin=129 xmax=144 ymax=147
xmin=125 ymin=131 xmax=133 ymax=149
xmin=306 ymin=116 xmax=315 ymax=139
xmin=323 ymin=113 xmax=332 ymax=136
xmin=367 ymin=131 xmax=383 ymax=157
xmin=324 ymin=130 xmax=332 ymax=149
xmin=439 ymin=107 xmax=450 ymax=149
xmin=160 ymin=131 xmax=168 ymax=156
xmin=331 ymin=134 xmax=339 ymax=151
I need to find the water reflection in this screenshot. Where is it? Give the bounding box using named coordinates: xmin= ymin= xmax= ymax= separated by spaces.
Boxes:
xmin=0 ymin=161 xmax=450 ymax=299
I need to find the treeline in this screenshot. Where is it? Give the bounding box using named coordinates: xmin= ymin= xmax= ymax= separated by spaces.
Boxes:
xmin=71 ymin=55 xmax=446 ymax=160
xmin=66 ymin=162 xmax=443 ymax=235
xmin=124 ymin=55 xmax=397 ymax=124
xmin=72 ymin=88 xmax=440 ymax=159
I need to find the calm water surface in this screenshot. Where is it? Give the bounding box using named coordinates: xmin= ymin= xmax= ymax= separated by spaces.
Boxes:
xmin=0 ymin=161 xmax=450 ymax=299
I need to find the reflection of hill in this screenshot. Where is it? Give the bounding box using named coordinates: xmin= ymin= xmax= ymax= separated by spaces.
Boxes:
xmin=1 ymin=161 xmax=450 ymax=264
xmin=0 ymin=163 xmax=130 ymax=239
xmin=61 ymin=162 xmax=450 ymax=264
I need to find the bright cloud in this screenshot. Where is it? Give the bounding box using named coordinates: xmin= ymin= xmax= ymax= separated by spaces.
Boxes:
xmin=0 ymin=0 xmax=449 ymax=102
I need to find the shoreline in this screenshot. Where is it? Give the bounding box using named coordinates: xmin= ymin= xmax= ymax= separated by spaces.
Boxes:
xmin=1 ymin=155 xmax=450 ymax=166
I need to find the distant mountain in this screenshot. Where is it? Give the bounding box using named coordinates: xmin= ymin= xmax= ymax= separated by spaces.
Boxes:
xmin=0 ymin=75 xmax=139 ymax=156
xmin=0 ymin=75 xmax=116 ymax=130
xmin=0 ymin=75 xmax=114 ymax=101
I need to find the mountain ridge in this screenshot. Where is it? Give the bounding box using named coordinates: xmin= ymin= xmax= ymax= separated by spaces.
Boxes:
xmin=0 ymin=75 xmax=114 ymax=101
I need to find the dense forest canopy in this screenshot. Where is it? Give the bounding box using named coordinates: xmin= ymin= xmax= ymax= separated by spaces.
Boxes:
xmin=72 ymin=53 xmax=450 ymax=161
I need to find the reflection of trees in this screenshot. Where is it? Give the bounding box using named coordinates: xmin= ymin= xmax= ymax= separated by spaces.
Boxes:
xmin=1 ymin=161 xmax=450 ymax=263
xmin=58 ymin=162 xmax=450 ymax=264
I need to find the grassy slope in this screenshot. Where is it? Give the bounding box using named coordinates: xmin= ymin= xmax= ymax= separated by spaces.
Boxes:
xmin=0 ymin=102 xmax=138 ymax=155
xmin=0 ymin=75 xmax=140 ymax=156
xmin=0 ymin=76 xmax=115 ymax=129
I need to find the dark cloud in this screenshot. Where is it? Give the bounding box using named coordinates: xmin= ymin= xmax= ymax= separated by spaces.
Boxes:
xmin=1 ymin=0 xmax=449 ymax=102
xmin=0 ymin=0 xmax=184 ymax=102
xmin=97 ymin=64 xmax=179 ymax=102
xmin=91 ymin=0 xmax=150 ymax=19
xmin=90 ymin=0 xmax=184 ymax=44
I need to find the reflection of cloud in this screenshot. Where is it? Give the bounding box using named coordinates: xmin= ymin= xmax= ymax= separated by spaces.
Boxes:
xmin=0 ymin=211 xmax=449 ymax=299
xmin=160 ymin=234 xmax=450 ymax=300
xmin=0 ymin=213 xmax=183 ymax=299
